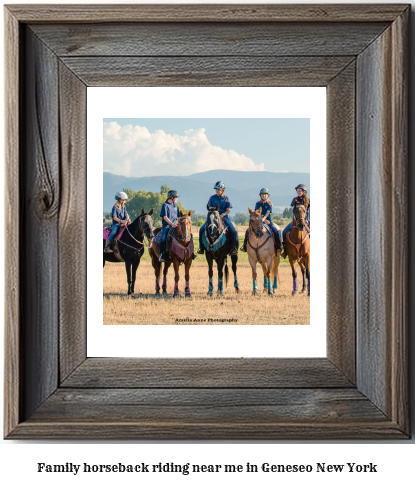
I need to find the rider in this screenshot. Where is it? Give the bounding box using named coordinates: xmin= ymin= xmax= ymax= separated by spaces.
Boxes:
xmin=159 ymin=189 xmax=180 ymax=262
xmin=281 ymin=184 xmax=310 ymax=258
xmin=197 ymin=181 xmax=239 ymax=255
xmin=240 ymin=188 xmax=283 ymax=253
xmin=104 ymin=191 xmax=131 ymax=252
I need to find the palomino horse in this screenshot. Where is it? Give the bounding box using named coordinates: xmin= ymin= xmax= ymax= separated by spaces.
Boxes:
xmin=285 ymin=200 xmax=310 ymax=296
xmin=203 ymin=205 xmax=239 ymax=296
xmin=103 ymin=209 xmax=154 ymax=296
xmin=150 ymin=211 xmax=194 ymax=298
xmin=247 ymin=207 xmax=280 ymax=295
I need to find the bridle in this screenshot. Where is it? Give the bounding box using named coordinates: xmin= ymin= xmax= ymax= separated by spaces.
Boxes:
xmin=248 ymin=213 xmax=272 ymax=261
xmin=175 ymin=215 xmax=191 ymax=243
xmin=288 ymin=205 xmax=310 ymax=262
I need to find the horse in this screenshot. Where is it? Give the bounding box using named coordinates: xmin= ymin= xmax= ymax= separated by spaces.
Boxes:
xmin=103 ymin=209 xmax=154 ymax=296
xmin=149 ymin=211 xmax=194 ymax=298
xmin=203 ymin=205 xmax=239 ymax=296
xmin=285 ymin=199 xmax=310 ymax=296
xmin=246 ymin=207 xmax=280 ymax=296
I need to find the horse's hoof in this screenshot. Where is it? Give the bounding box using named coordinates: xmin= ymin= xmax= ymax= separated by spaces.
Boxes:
xmin=292 ymin=290 xmax=298 ymax=296
xmin=252 ymin=290 xmax=258 ymax=296
xmin=217 ymin=291 xmax=223 ymax=296
xmin=308 ymin=292 xmax=310 ymax=297
xmin=173 ymin=293 xmax=180 ymax=298
xmin=155 ymin=291 xmax=160 ymax=295
xmin=185 ymin=293 xmax=191 ymax=298
xmin=235 ymin=287 xmax=239 ymax=293
xmin=207 ymin=291 xmax=213 ymax=296
xmin=268 ymin=290 xmax=274 ymax=296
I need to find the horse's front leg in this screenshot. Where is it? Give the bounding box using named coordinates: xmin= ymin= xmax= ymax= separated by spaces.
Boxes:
xmin=231 ymin=254 xmax=239 ymax=293
xmin=131 ymin=258 xmax=140 ymax=296
xmin=248 ymin=255 xmax=259 ymax=295
xmin=184 ymin=258 xmax=192 ymax=297
xmin=299 ymin=260 xmax=307 ymax=294
xmin=173 ymin=258 xmax=180 ymax=298
xmin=125 ymin=259 xmax=133 ymax=296
xmin=206 ymin=252 xmax=214 ymax=296
xmin=272 ymin=255 xmax=280 ymax=291
xmin=289 ymin=256 xmax=298 ymax=295
xmin=163 ymin=261 xmax=171 ymax=294
xmin=217 ymin=256 xmax=225 ymax=295
xmin=262 ymin=257 xmax=273 ymax=296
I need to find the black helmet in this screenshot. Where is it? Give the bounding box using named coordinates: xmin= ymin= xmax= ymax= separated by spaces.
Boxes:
xmin=167 ymin=190 xmax=180 ymax=199
xmin=295 ymin=184 xmax=307 ymax=192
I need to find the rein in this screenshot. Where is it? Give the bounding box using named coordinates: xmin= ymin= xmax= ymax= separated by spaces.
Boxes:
xmin=248 ymin=222 xmax=272 ymax=262
xmin=118 ymin=220 xmax=149 ymax=252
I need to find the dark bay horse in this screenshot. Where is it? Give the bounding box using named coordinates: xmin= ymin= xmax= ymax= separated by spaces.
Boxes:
xmin=203 ymin=205 xmax=239 ymax=296
xmin=150 ymin=211 xmax=194 ymax=298
xmin=285 ymin=200 xmax=310 ymax=296
xmin=103 ymin=209 xmax=154 ymax=296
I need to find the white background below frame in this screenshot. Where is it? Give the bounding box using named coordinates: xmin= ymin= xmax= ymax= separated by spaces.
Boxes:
xmin=87 ymin=87 xmax=326 ymax=358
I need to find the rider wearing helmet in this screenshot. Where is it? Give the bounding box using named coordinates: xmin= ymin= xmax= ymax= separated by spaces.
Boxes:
xmin=197 ymin=181 xmax=239 ymax=255
xmin=240 ymin=188 xmax=283 ymax=253
xmin=281 ymin=184 xmax=310 ymax=258
xmin=104 ymin=191 xmax=131 ymax=252
xmin=159 ymin=189 xmax=180 ymax=262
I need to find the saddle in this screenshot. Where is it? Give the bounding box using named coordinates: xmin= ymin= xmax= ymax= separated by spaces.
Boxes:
xmin=103 ymin=225 xmax=126 ymax=241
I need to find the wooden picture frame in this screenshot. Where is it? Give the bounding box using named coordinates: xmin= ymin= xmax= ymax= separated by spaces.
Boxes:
xmin=4 ymin=4 xmax=409 ymax=439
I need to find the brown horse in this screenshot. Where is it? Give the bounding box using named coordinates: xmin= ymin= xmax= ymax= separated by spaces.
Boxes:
xmin=149 ymin=211 xmax=194 ymax=298
xmin=285 ymin=200 xmax=310 ymax=296
xmin=247 ymin=207 xmax=280 ymax=295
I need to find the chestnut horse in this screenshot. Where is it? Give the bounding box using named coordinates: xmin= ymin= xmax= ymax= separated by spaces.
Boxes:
xmin=149 ymin=211 xmax=194 ymax=298
xmin=285 ymin=200 xmax=310 ymax=296
xmin=247 ymin=207 xmax=280 ymax=295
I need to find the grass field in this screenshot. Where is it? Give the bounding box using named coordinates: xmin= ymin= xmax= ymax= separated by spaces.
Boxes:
xmin=103 ymin=240 xmax=310 ymax=326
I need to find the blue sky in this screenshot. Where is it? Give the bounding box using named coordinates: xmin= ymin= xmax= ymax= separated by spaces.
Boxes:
xmin=103 ymin=118 xmax=310 ymax=177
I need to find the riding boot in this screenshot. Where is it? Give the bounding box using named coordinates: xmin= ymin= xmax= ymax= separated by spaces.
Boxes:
xmin=197 ymin=241 xmax=205 ymax=254
xmin=231 ymin=246 xmax=239 ymax=255
xmin=159 ymin=240 xmax=165 ymax=262
xmin=240 ymin=234 xmax=248 ymax=252
xmin=104 ymin=240 xmax=113 ymax=253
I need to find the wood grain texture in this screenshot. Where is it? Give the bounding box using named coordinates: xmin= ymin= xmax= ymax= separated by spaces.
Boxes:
xmin=31 ymin=22 xmax=388 ymax=57
xmin=4 ymin=6 xmax=21 ymax=438
xmin=32 ymin=389 xmax=386 ymax=422
xmin=61 ymin=56 xmax=354 ymax=87
xmin=326 ymin=62 xmax=356 ymax=383
xmin=62 ymin=358 xmax=352 ymax=388
xmin=58 ymin=63 xmax=87 ymax=381
xmin=6 ymin=4 xmax=409 ymax=23
xmin=21 ymin=28 xmax=60 ymax=419
xmin=389 ymin=8 xmax=409 ymax=432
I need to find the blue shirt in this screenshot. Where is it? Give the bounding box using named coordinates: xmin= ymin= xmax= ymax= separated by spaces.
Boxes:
xmin=290 ymin=196 xmax=310 ymax=220
xmin=112 ymin=205 xmax=128 ymax=224
xmin=255 ymin=200 xmax=273 ymax=222
xmin=160 ymin=200 xmax=180 ymax=227
xmin=207 ymin=194 xmax=232 ymax=215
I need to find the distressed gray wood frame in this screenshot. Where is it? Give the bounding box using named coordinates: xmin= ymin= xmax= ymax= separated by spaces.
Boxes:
xmin=4 ymin=4 xmax=409 ymax=439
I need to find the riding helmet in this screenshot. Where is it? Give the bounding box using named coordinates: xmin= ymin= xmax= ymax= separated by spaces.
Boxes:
xmin=259 ymin=187 xmax=270 ymax=195
xmin=295 ymin=184 xmax=307 ymax=192
xmin=214 ymin=181 xmax=225 ymax=190
xmin=167 ymin=190 xmax=180 ymax=199
xmin=115 ymin=191 xmax=128 ymax=200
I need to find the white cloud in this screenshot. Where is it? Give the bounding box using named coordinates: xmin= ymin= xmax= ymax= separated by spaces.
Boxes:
xmin=103 ymin=122 xmax=265 ymax=177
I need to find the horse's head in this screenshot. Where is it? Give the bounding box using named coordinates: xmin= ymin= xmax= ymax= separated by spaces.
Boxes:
xmin=248 ymin=207 xmax=264 ymax=238
xmin=137 ymin=208 xmax=154 ymax=243
xmin=293 ymin=200 xmax=307 ymax=231
xmin=206 ymin=205 xmax=222 ymax=239
xmin=177 ymin=210 xmax=192 ymax=244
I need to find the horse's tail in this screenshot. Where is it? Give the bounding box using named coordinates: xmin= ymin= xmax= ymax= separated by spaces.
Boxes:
xmin=225 ymin=257 xmax=229 ymax=288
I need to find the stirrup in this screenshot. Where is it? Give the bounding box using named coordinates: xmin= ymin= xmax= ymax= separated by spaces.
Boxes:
xmin=231 ymin=247 xmax=238 ymax=255
xmin=104 ymin=246 xmax=113 ymax=253
xmin=197 ymin=248 xmax=205 ymax=254
xmin=240 ymin=245 xmax=247 ymax=252
xmin=159 ymin=253 xmax=165 ymax=262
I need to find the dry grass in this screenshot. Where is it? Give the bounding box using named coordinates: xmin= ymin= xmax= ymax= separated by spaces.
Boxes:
xmin=103 ymin=260 xmax=310 ymax=326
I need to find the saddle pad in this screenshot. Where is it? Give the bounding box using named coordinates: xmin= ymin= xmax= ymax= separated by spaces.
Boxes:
xmin=153 ymin=232 xmax=162 ymax=244
xmin=171 ymin=237 xmax=194 ymax=261
xmin=103 ymin=225 xmax=126 ymax=240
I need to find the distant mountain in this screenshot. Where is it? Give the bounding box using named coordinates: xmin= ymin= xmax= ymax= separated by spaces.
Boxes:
xmin=103 ymin=170 xmax=310 ymax=215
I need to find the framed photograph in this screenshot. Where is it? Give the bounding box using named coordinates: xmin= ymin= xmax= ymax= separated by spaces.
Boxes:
xmin=5 ymin=4 xmax=409 ymax=439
